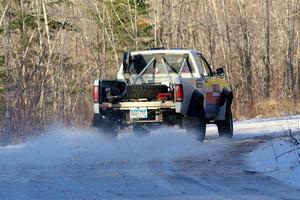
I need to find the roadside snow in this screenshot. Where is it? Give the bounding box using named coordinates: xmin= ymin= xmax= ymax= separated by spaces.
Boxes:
xmin=248 ymin=135 xmax=300 ymax=188
xmin=205 ymin=115 xmax=300 ymax=140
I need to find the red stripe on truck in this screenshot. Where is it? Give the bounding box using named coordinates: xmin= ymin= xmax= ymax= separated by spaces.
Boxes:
xmin=206 ymin=92 xmax=221 ymax=104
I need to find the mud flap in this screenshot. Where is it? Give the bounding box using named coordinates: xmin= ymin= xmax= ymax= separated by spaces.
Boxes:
xmin=187 ymin=90 xmax=205 ymax=118
xmin=215 ymin=100 xmax=227 ymax=121
xmin=215 ymin=88 xmax=233 ymax=121
xmin=184 ymin=90 xmax=206 ymax=141
xmin=92 ymin=113 xmax=120 ymax=138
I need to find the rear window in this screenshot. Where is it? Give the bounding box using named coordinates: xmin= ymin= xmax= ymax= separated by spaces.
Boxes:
xmin=130 ymin=53 xmax=194 ymax=75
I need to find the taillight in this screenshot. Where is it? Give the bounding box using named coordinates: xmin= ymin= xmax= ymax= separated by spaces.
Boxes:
xmin=175 ymin=84 xmax=183 ymax=102
xmin=93 ymin=86 xmax=100 ymax=103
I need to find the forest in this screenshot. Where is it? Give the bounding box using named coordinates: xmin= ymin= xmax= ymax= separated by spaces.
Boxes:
xmin=0 ymin=0 xmax=299 ymax=144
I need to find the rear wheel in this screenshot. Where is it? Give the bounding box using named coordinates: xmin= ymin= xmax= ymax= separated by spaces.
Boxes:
xmin=216 ymin=106 xmax=233 ymax=139
xmin=92 ymin=114 xmax=119 ymax=139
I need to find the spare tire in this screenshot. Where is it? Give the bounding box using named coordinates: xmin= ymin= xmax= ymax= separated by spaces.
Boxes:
xmin=126 ymin=84 xmax=168 ymax=99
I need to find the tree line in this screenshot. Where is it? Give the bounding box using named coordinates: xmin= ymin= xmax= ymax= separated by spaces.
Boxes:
xmin=0 ymin=0 xmax=299 ymax=144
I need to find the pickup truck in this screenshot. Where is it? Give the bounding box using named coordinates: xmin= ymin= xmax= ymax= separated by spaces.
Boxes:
xmin=92 ymin=48 xmax=233 ymax=141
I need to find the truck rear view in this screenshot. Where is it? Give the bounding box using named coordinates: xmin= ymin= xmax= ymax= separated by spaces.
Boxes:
xmin=92 ymin=49 xmax=233 ymax=141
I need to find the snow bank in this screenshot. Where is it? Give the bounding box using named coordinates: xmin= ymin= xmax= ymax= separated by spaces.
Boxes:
xmin=248 ymin=136 xmax=300 ymax=188
xmin=210 ymin=115 xmax=300 ymax=139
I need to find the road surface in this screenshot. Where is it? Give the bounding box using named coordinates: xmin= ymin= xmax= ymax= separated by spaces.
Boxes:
xmin=0 ymin=116 xmax=300 ymax=199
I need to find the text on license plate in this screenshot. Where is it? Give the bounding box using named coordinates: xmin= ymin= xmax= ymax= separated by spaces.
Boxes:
xmin=130 ymin=108 xmax=148 ymax=119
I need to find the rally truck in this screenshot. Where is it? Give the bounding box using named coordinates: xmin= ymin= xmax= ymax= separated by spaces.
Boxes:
xmin=92 ymin=48 xmax=233 ymax=141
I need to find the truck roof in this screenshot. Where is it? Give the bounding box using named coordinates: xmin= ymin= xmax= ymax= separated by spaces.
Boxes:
xmin=130 ymin=49 xmax=201 ymax=55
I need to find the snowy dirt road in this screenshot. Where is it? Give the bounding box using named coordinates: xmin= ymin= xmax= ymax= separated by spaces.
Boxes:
xmin=1 ymin=116 xmax=300 ymax=200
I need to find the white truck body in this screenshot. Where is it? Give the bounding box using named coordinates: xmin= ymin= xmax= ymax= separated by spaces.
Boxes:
xmin=92 ymin=49 xmax=233 ymax=140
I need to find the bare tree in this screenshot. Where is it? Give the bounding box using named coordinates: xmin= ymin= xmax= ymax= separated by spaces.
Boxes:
xmin=263 ymin=0 xmax=271 ymax=98
xmin=286 ymin=0 xmax=298 ymax=98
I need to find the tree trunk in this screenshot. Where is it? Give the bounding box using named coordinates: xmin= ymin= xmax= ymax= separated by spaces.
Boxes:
xmin=237 ymin=0 xmax=253 ymax=105
xmin=286 ymin=0 xmax=297 ymax=98
xmin=263 ymin=0 xmax=271 ymax=98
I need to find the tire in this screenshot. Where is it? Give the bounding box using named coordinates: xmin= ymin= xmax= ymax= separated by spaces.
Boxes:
xmin=92 ymin=114 xmax=119 ymax=139
xmin=184 ymin=116 xmax=206 ymax=142
xmin=216 ymin=106 xmax=233 ymax=139
xmin=126 ymin=84 xmax=168 ymax=99
xmin=133 ymin=124 xmax=150 ymax=137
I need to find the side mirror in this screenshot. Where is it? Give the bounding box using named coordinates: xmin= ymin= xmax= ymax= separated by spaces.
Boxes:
xmin=123 ymin=51 xmax=131 ymax=73
xmin=216 ymin=67 xmax=225 ymax=77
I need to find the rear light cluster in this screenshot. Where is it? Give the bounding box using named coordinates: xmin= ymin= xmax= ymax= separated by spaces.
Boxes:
xmin=175 ymin=84 xmax=183 ymax=102
xmin=93 ymin=86 xmax=100 ymax=103
xmin=156 ymin=93 xmax=173 ymax=101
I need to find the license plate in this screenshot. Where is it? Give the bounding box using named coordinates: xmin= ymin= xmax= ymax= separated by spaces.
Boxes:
xmin=130 ymin=108 xmax=148 ymax=119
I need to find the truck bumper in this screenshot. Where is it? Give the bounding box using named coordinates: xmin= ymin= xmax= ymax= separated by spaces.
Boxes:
xmin=94 ymin=101 xmax=177 ymax=125
xmin=98 ymin=101 xmax=175 ymax=110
